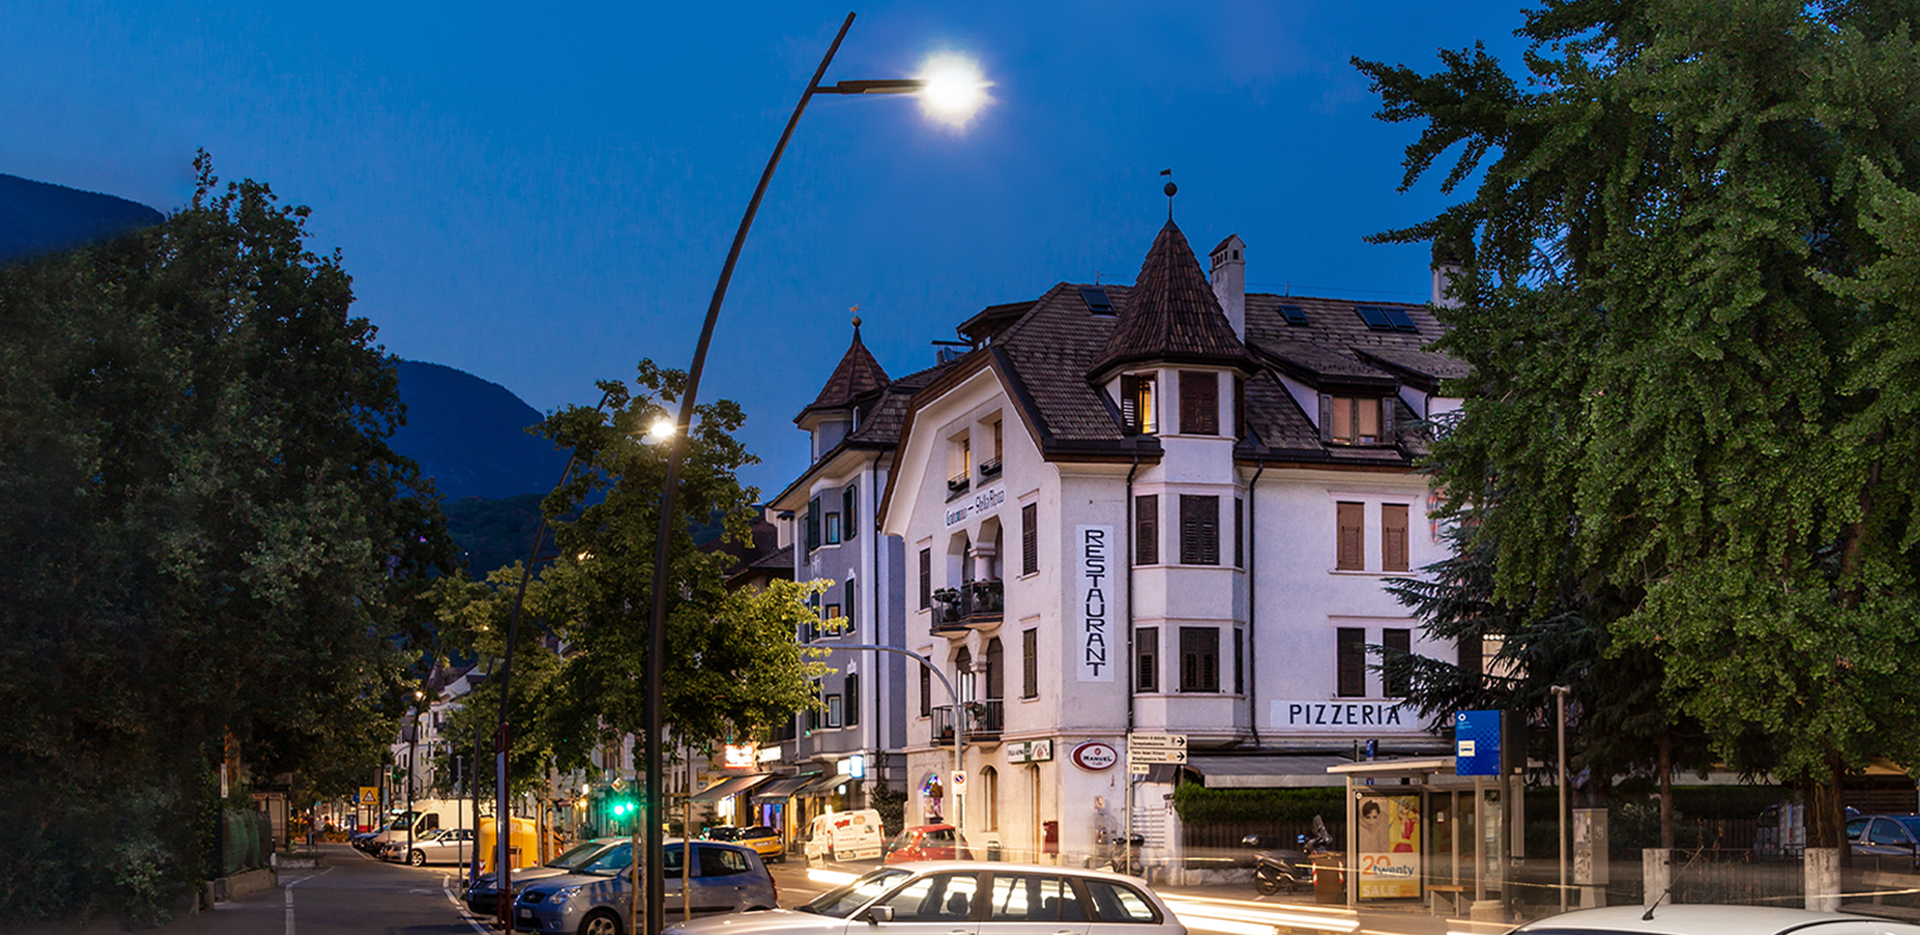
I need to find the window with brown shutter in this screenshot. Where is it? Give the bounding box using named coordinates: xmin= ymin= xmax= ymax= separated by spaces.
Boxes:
xmin=1233 ymin=628 xmax=1244 ymax=694
xmin=1383 ymin=628 xmax=1411 ymax=697
xmin=1135 ymin=495 xmax=1159 ymax=565
xmin=1135 ymin=627 xmax=1158 ymax=692
xmin=1179 ymin=371 xmax=1218 ymax=435
xmin=1233 ymin=497 xmax=1244 ymax=568
xmin=1382 ymin=503 xmax=1410 ymax=572
xmin=919 ymin=664 xmax=931 ymax=717
xmin=1337 ymin=627 xmax=1367 ymax=697
xmin=1336 ymin=502 xmax=1365 ymax=570
xmin=1234 ymin=375 xmax=1246 ymax=438
xmin=1022 ymin=628 xmax=1038 ymax=699
xmin=1180 ymin=626 xmax=1219 ymax=692
xmin=985 ymin=637 xmax=1004 ymax=700
xmin=1180 ymin=495 xmax=1219 ymax=565
xmin=919 ymin=548 xmax=931 ymax=610
xmin=1120 ymin=374 xmax=1156 ymax=434
xmin=842 ymin=484 xmax=858 ymax=541
xmin=1021 ymin=503 xmax=1038 ymax=576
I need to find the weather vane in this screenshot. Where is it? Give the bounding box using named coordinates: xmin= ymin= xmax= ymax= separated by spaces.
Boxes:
xmin=1161 ymin=168 xmax=1176 ymax=220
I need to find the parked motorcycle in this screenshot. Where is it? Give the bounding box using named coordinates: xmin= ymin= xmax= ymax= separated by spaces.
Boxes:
xmin=1093 ymin=830 xmax=1148 ymax=876
xmin=1244 ymin=815 xmax=1333 ymax=895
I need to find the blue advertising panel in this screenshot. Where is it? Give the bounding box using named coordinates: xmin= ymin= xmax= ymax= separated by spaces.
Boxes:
xmin=1454 ymin=710 xmax=1501 ymax=776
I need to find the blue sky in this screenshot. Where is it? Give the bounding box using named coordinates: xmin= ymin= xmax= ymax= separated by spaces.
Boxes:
xmin=3 ymin=1 xmax=1528 ymax=496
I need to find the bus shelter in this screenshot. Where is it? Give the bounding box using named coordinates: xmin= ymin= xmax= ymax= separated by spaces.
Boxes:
xmin=1326 ymin=756 xmax=1518 ymax=919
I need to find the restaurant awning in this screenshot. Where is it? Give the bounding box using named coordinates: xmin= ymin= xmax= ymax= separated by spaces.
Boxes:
xmin=689 ymin=773 xmax=773 ymax=804
xmin=794 ymin=772 xmax=854 ymax=797
xmin=751 ymin=772 xmax=820 ymax=803
xmin=1182 ymin=755 xmax=1354 ymax=788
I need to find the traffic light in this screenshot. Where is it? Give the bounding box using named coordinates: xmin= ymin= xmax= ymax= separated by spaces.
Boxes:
xmin=609 ymin=797 xmax=636 ymax=819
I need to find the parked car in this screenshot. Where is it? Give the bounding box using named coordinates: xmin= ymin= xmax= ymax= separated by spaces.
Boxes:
xmin=1849 ymin=814 xmax=1920 ymax=869
xmin=1508 ymin=903 xmax=1920 ymax=934
xmin=467 ymin=837 xmax=627 ymax=919
xmin=804 ymin=809 xmax=884 ymax=864
xmin=512 ymin=839 xmax=776 ymax=935
xmin=704 ymin=825 xmax=785 ymax=863
xmin=661 ymin=861 xmax=1183 ymax=935
xmin=884 ymin=824 xmax=972 ymax=864
xmin=352 ymin=821 xmax=398 ymax=852
xmin=381 ymin=827 xmax=476 ymax=866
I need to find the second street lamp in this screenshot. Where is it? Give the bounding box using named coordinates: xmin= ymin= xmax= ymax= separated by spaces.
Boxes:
xmin=642 ymin=12 xmax=985 ymax=935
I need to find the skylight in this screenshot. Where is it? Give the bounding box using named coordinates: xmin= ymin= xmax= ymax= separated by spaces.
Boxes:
xmin=1280 ymin=304 xmax=1309 ymax=326
xmin=1080 ymin=286 xmax=1115 ymax=316
xmin=1356 ymin=306 xmax=1418 ymax=333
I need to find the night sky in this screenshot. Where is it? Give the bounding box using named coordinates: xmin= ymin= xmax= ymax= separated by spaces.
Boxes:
xmin=4 ymin=1 xmax=1529 ymax=495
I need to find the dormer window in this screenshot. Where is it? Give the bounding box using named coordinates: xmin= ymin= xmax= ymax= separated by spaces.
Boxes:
xmin=1179 ymin=371 xmax=1219 ymax=435
xmin=948 ymin=435 xmax=972 ymax=495
xmin=980 ymin=419 xmax=1003 ymax=477
xmin=1321 ymin=394 xmax=1394 ymax=445
xmin=1120 ymin=373 xmax=1157 ymax=435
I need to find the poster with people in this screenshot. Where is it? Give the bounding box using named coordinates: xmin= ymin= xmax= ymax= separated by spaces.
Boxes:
xmin=1356 ymin=795 xmax=1422 ymax=899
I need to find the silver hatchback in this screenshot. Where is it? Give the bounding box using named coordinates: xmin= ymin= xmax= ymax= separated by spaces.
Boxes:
xmin=513 ymin=840 xmax=777 ymax=935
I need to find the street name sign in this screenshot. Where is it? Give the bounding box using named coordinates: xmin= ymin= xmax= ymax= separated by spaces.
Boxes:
xmin=1128 ymin=733 xmax=1188 ymax=764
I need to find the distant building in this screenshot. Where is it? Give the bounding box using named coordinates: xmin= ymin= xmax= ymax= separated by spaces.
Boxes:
xmin=877 ymin=218 xmax=1465 ymax=874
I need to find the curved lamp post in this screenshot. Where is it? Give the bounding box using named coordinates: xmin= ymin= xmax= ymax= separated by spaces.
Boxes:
xmin=643 ymin=13 xmax=984 ymax=935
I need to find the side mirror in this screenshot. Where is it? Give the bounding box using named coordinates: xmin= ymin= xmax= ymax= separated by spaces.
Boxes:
xmin=863 ymin=905 xmax=894 ymax=925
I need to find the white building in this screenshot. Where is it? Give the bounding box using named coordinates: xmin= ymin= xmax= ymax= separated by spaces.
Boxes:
xmin=877 ymin=218 xmax=1464 ymax=872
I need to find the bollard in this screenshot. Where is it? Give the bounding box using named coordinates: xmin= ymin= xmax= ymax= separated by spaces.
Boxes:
xmin=1643 ymin=848 xmax=1671 ymax=908
xmin=1805 ymin=847 xmax=1840 ymax=912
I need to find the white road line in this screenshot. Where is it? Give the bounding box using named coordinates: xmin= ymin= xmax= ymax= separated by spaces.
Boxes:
xmin=444 ymin=873 xmax=498 ymax=935
xmin=282 ymin=866 xmax=334 ymax=935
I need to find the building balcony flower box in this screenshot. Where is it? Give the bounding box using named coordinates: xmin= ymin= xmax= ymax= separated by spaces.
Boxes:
xmin=932 ymin=700 xmax=1003 ymax=743
xmin=977 ymin=458 xmax=1002 ymax=479
xmin=930 ymin=581 xmax=1003 ymax=633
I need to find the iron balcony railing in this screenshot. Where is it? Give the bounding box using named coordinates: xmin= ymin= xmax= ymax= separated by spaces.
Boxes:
xmin=932 ymin=700 xmax=1003 ymax=742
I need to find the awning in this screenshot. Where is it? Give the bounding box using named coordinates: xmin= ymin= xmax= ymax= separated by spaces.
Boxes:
xmin=795 ymin=772 xmax=855 ymax=797
xmin=1182 ymin=755 xmax=1354 ymax=789
xmin=690 ymin=773 xmax=773 ymax=804
xmin=751 ymin=772 xmax=821 ymax=803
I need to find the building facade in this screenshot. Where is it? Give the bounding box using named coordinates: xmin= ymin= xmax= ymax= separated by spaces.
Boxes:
xmin=878 ymin=219 xmax=1464 ymax=874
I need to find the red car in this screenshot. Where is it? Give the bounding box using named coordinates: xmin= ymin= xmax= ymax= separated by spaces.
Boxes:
xmin=883 ymin=824 xmax=972 ymax=864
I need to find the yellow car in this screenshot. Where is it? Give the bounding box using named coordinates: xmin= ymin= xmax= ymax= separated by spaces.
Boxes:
xmin=705 ymin=825 xmax=786 ymax=862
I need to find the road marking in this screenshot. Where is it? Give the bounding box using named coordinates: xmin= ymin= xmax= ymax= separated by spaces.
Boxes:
xmin=444 ymin=873 xmax=498 ymax=935
xmin=281 ymin=866 xmax=333 ymax=935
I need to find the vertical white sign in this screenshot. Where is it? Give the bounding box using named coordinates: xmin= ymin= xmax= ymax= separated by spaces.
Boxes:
xmin=1076 ymin=524 xmax=1116 ymax=682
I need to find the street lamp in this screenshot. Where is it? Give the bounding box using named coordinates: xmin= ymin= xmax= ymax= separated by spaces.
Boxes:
xmin=644 ymin=14 xmax=984 ymax=935
xmin=1551 ymin=684 xmax=1572 ymax=912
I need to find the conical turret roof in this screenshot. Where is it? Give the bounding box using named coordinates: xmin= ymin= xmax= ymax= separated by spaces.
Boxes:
xmin=796 ymin=320 xmax=890 ymax=424
xmin=1092 ymin=220 xmax=1248 ymax=378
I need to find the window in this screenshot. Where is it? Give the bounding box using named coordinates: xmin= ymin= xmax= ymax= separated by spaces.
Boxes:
xmin=1383 ymin=628 xmax=1411 ymax=698
xmin=956 ymin=648 xmax=974 ymax=703
xmin=845 ymin=672 xmax=860 ymax=726
xmin=1081 ymin=879 xmax=1159 ymax=923
xmin=843 ymin=578 xmax=855 ymax=633
xmin=919 ymin=548 xmax=932 ymax=610
xmin=1382 ymin=503 xmax=1410 ymax=572
xmin=1179 ymin=371 xmax=1219 ymax=435
xmin=1337 ymin=628 xmax=1366 ymax=698
xmin=806 ymin=497 xmax=821 ymax=551
xmin=843 ymin=484 xmax=859 ymax=541
xmin=981 ymin=420 xmax=1003 ymax=476
xmin=699 ymin=845 xmax=751 ymax=876
xmin=809 ymin=679 xmax=822 ymax=730
xmin=823 ymin=604 xmax=841 ymax=636
xmin=1321 ymin=395 xmax=1392 ymax=445
xmin=1120 ymin=374 xmax=1156 ymax=435
xmin=879 ymin=871 xmax=980 ymax=921
xmin=1135 ymin=627 xmax=1158 ymax=693
xmin=1134 ymin=495 xmax=1158 ymax=565
xmin=1180 ymin=627 xmax=1219 ymax=692
xmin=1233 ymin=497 xmax=1244 ymax=568
xmin=1022 ymin=628 xmax=1038 ymax=699
xmin=1336 ymin=502 xmax=1365 ymax=570
xmin=985 ymin=637 xmax=1004 ymax=700
xmin=1234 ymin=375 xmax=1246 ymax=438
xmin=919 ymin=664 xmax=931 ymax=717
xmin=1180 ymin=495 xmax=1219 ymax=565
xmin=1021 ymin=503 xmax=1038 ymax=576
xmin=949 ymin=436 xmax=972 ymax=493
xmin=989 ymin=875 xmax=1083 ymax=922
xmin=824 ymin=512 xmax=842 ymax=545
xmin=982 ymin=766 xmax=999 ymax=830
xmin=825 ymin=694 xmax=843 ymax=728
xmin=1233 ymin=628 xmax=1245 ymax=694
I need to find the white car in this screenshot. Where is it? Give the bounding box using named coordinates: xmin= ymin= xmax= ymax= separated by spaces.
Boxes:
xmin=1510 ymin=904 xmax=1920 ymax=934
xmin=662 ymin=861 xmax=1183 ymax=935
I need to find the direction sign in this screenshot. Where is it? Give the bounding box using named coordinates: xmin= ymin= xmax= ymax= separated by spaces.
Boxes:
xmin=1128 ymin=733 xmax=1188 ymax=749
xmin=1129 ymin=763 xmax=1151 ymax=775
xmin=1128 ymin=748 xmax=1187 ymax=764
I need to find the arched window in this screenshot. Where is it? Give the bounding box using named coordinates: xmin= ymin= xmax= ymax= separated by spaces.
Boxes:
xmin=956 ymin=648 xmax=974 ymax=703
xmin=984 ymin=638 xmax=1004 ymax=700
xmin=982 ymin=766 xmax=999 ymax=831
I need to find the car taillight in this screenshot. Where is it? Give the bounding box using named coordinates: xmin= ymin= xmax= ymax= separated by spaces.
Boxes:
xmin=771 ymin=875 xmax=779 ymax=903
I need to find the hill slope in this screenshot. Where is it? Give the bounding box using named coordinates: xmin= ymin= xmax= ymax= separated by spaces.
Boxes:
xmin=0 ymin=173 xmax=165 ymax=263
xmin=392 ymin=361 xmax=571 ymax=501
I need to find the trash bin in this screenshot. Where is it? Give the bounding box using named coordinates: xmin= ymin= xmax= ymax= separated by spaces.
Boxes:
xmin=1313 ymin=853 xmax=1346 ymax=904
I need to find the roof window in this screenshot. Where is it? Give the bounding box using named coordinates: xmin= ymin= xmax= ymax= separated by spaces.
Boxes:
xmin=1356 ymin=306 xmax=1418 ymax=333
xmin=1080 ymin=286 xmax=1116 ymax=317
xmin=1280 ymin=304 xmax=1309 ymax=326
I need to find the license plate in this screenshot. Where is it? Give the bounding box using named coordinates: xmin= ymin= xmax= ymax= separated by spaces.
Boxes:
xmin=517 ymin=909 xmax=533 ymax=920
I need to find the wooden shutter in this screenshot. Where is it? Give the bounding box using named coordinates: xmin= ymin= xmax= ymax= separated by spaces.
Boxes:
xmin=1181 ymin=626 xmax=1219 ymax=692
xmin=1234 ymin=628 xmax=1244 ymax=694
xmin=919 ymin=548 xmax=931 ymax=610
xmin=1382 ymin=503 xmax=1410 ymax=572
xmin=985 ymin=637 xmax=1004 ymax=699
xmin=845 ymin=672 xmax=860 ymax=726
xmin=1180 ymin=371 xmax=1218 ymax=435
xmin=1337 ymin=627 xmax=1367 ymax=697
xmin=1022 ymin=628 xmax=1038 ymax=699
xmin=1381 ymin=395 xmax=1396 ymax=440
xmin=1336 ymin=502 xmax=1365 ymax=570
xmin=1021 ymin=503 xmax=1038 ymax=576
xmin=1383 ymin=628 xmax=1411 ymax=698
xmin=1136 ymin=627 xmax=1158 ymax=692
xmin=843 ymin=484 xmax=858 ymax=540
xmin=1135 ymin=495 xmax=1159 ymax=565
xmin=1234 ymin=376 xmax=1247 ymax=439
xmin=1318 ymin=392 xmax=1333 ymax=442
xmin=806 ymin=497 xmax=821 ymax=551
xmin=1233 ymin=497 xmax=1244 ymax=568
xmin=1120 ymin=375 xmax=1142 ymax=433
xmin=1180 ymin=495 xmax=1219 ymax=565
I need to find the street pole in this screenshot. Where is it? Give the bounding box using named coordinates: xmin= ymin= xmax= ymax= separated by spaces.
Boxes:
xmin=815 ymin=643 xmax=963 ymax=807
xmin=1552 ymin=685 xmax=1571 ymax=913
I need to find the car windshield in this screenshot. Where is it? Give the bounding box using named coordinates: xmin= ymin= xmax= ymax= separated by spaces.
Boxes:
xmin=800 ymin=868 xmax=912 ymax=917
xmin=707 ymin=828 xmax=744 ymax=841
xmin=579 ymin=843 xmax=684 ymax=877
xmin=550 ymin=841 xmax=612 ymax=869
xmin=1897 ymin=817 xmax=1920 ymax=840
xmin=888 ymin=830 xmax=917 ymax=850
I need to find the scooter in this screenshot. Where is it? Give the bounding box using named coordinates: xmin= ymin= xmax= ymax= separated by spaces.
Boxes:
xmin=1245 ymin=815 xmax=1334 ymax=895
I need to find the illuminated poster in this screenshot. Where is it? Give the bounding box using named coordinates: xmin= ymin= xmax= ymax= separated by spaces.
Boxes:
xmin=1357 ymin=795 xmax=1422 ymax=899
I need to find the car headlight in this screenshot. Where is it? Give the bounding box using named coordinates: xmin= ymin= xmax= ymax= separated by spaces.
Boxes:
xmin=552 ymin=884 xmax=583 ymax=901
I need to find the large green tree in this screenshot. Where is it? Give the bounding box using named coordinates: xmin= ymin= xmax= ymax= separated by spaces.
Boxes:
xmin=0 ymin=155 xmax=449 ymax=920
xmin=1356 ymin=0 xmax=1920 ymax=850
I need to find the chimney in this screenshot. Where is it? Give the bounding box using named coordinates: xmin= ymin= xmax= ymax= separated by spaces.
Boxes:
xmin=1430 ymin=238 xmax=1466 ymax=309
xmin=1210 ymin=233 xmax=1246 ymax=339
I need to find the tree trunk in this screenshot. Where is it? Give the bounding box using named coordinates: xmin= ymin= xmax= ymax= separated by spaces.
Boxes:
xmin=1659 ymin=731 xmax=1673 ymax=850
xmin=1809 ymin=753 xmax=1849 ymax=867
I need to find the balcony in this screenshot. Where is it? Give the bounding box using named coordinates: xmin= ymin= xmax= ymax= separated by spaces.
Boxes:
xmin=932 ymin=700 xmax=1003 ymax=744
xmin=947 ymin=472 xmax=971 ymax=498
xmin=930 ymin=580 xmax=1003 ymax=634
xmin=978 ymin=457 xmax=1002 ymax=479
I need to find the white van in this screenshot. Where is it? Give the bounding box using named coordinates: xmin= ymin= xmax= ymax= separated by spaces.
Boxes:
xmin=803 ymin=809 xmax=884 ymax=863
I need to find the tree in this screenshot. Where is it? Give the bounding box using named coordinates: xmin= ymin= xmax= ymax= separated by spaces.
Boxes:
xmin=1356 ymin=0 xmax=1920 ymax=850
xmin=0 ymin=154 xmax=449 ymax=920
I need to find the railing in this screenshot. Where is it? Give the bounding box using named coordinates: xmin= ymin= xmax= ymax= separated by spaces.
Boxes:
xmin=978 ymin=458 xmax=1002 ymax=478
xmin=948 ymin=472 xmax=970 ymax=495
xmin=931 ymin=581 xmax=1003 ymax=630
xmin=933 ymin=700 xmax=1004 ymax=741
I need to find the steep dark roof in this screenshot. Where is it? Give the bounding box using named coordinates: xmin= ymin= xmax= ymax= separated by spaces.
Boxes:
xmin=848 ymin=362 xmax=948 ymax=447
xmin=795 ymin=324 xmax=890 ymax=425
xmin=1091 ymin=220 xmax=1248 ymax=379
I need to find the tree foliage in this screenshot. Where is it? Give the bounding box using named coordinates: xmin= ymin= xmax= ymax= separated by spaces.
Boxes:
xmin=1357 ymin=0 xmax=1920 ymax=846
xmin=0 ymin=155 xmax=449 ymax=920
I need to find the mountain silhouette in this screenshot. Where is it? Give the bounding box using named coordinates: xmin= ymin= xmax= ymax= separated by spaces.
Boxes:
xmin=392 ymin=361 xmax=571 ymax=501
xmin=0 ymin=173 xmax=164 ymax=263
